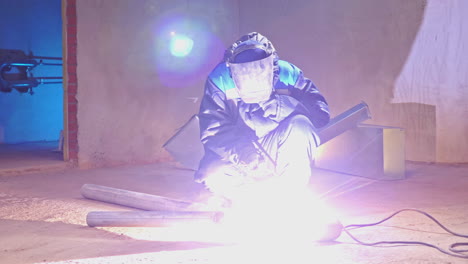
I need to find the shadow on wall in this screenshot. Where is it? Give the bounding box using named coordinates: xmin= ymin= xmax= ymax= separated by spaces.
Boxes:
xmin=389 ymin=1 xmax=436 ymax=163
xmin=239 ymin=0 xmax=433 ymax=161
xmin=392 ymin=0 xmax=468 ymax=163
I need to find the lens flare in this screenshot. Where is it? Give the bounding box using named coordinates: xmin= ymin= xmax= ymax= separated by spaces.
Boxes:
xmin=153 ymin=13 xmax=225 ymax=88
xmin=169 ymin=34 xmax=194 ymax=57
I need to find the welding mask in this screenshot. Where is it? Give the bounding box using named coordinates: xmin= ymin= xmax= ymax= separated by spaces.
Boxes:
xmin=224 ymin=32 xmax=278 ymax=104
xmin=228 ymin=53 xmax=275 ymax=104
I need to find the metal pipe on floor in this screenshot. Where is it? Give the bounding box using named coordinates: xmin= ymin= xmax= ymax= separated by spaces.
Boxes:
xmin=86 ymin=210 xmax=223 ymax=227
xmin=81 ymin=184 xmax=205 ymax=211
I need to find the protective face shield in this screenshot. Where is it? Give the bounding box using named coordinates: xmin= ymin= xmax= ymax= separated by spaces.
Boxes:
xmin=228 ymin=54 xmax=275 ymax=104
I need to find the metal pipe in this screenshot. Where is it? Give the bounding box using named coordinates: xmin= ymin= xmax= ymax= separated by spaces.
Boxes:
xmin=36 ymin=77 xmax=63 ymax=79
xmin=81 ymin=184 xmax=206 ymax=211
xmin=317 ymin=102 xmax=371 ymax=145
xmin=86 ymin=210 xmax=223 ymax=227
xmin=40 ymin=62 xmax=62 ymax=66
xmin=41 ymin=81 xmax=63 ymax=85
xmin=29 ymin=55 xmax=62 ymax=60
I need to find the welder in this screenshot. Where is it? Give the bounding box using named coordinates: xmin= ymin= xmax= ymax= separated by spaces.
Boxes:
xmin=195 ymin=32 xmax=330 ymax=204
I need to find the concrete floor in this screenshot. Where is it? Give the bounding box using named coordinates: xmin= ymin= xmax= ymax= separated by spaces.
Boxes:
xmin=1 ymin=161 xmax=468 ymax=263
xmin=0 ymin=141 xmax=69 ymax=176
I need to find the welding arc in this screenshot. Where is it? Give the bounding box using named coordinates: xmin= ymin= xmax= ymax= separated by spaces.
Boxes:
xmin=343 ymin=209 xmax=468 ymax=259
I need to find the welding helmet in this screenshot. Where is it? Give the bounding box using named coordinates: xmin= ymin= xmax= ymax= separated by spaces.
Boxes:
xmin=225 ymin=32 xmax=279 ymax=104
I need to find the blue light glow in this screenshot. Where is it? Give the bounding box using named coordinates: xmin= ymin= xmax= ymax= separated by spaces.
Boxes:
xmin=169 ymin=34 xmax=194 ymax=57
xmin=0 ymin=0 xmax=63 ymax=143
xmin=153 ymin=13 xmax=225 ymax=88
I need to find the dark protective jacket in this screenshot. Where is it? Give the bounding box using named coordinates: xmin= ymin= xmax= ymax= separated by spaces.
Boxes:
xmin=196 ymin=60 xmax=330 ymax=180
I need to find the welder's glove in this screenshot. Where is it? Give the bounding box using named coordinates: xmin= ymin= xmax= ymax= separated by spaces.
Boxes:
xmin=230 ymin=139 xmax=259 ymax=165
xmin=201 ymin=161 xmax=248 ymax=197
xmin=238 ymin=102 xmax=277 ymax=138
xmin=262 ymin=94 xmax=300 ymax=122
xmin=258 ymin=95 xmax=279 ymax=119
xmin=247 ymin=157 xmax=275 ymax=181
xmin=239 ymin=94 xmax=300 ymax=138
xmin=230 ymin=139 xmax=277 ymax=182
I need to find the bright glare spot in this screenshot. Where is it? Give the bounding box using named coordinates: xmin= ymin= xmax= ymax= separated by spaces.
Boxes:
xmin=170 ymin=31 xmax=176 ymax=36
xmin=169 ymin=34 xmax=194 ymax=57
xmin=214 ymin=178 xmax=342 ymax=245
xmin=201 ymin=163 xmax=342 ymax=246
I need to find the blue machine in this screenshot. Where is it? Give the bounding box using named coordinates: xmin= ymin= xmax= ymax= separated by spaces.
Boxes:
xmin=0 ymin=49 xmax=62 ymax=94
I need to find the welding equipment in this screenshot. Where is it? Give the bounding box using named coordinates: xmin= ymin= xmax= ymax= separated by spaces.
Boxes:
xmin=0 ymin=49 xmax=62 ymax=94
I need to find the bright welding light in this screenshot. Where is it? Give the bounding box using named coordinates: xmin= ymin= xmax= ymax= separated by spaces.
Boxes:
xmin=200 ymin=161 xmax=342 ymax=246
xmin=169 ymin=34 xmax=194 ymax=57
xmin=217 ymin=178 xmax=343 ymax=245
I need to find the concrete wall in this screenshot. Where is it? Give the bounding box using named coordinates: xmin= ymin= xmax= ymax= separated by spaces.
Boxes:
xmin=74 ymin=0 xmax=468 ymax=166
xmin=76 ymin=0 xmax=239 ymax=168
xmin=0 ymin=0 xmax=63 ymax=143
xmin=239 ymin=0 xmax=468 ymax=163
